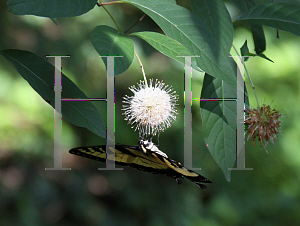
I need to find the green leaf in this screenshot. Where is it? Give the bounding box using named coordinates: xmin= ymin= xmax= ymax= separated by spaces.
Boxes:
xmin=0 ymin=49 xmax=106 ymax=138
xmin=191 ymin=0 xmax=236 ymax=180
xmin=200 ymin=74 xmax=236 ymax=181
xmin=200 ymin=58 xmax=249 ymax=181
xmin=236 ymin=3 xmax=300 ymax=37
xmin=257 ymin=53 xmax=274 ymax=63
xmin=240 ymin=40 xmax=250 ymax=57
xmin=91 ymin=25 xmax=134 ymax=76
xmin=231 ymin=0 xmax=266 ymax=54
xmin=7 ymin=0 xmax=97 ymax=18
xmin=130 ymin=31 xmax=193 ymax=65
xmin=240 ymin=40 xmax=274 ymax=62
xmin=190 ymin=0 xmax=234 ymax=54
xmin=230 ymin=0 xmax=255 ymax=12
xmin=240 ymin=40 xmax=251 ymax=62
xmin=121 ymin=0 xmax=236 ymax=87
xmin=250 ymin=22 xmax=266 ymax=54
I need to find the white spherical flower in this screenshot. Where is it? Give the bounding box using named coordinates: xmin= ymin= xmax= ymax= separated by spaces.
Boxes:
xmin=122 ymin=79 xmax=178 ymax=137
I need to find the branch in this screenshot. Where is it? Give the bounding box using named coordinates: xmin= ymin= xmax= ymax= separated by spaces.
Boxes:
xmin=124 ymin=14 xmax=146 ymax=34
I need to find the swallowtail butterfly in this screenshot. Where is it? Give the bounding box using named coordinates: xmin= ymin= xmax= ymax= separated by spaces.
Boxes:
xmin=69 ymin=140 xmax=212 ymax=189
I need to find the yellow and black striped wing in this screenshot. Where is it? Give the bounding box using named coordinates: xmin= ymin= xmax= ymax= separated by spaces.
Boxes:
xmin=69 ymin=145 xmax=211 ymax=189
xmin=150 ymin=151 xmax=212 ymax=189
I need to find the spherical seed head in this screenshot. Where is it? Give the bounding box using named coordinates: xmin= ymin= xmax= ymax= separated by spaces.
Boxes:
xmin=245 ymin=104 xmax=283 ymax=152
xmin=122 ymin=79 xmax=178 ymax=137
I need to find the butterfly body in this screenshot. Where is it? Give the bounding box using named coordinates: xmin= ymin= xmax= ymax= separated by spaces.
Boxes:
xmin=69 ymin=140 xmax=212 ymax=189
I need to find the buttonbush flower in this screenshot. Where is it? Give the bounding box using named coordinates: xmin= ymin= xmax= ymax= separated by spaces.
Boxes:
xmin=245 ymin=103 xmax=283 ymax=153
xmin=122 ymin=79 xmax=178 ymax=137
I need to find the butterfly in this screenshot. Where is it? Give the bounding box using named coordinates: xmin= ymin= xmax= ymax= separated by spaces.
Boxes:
xmin=69 ymin=140 xmax=212 ymax=189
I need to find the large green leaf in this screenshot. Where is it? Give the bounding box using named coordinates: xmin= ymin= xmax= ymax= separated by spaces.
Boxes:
xmin=190 ymin=0 xmax=235 ymax=180
xmin=200 ymin=58 xmax=249 ymax=181
xmin=236 ymin=3 xmax=300 ymax=37
xmin=190 ymin=0 xmax=233 ymax=54
xmin=91 ymin=25 xmax=134 ymax=76
xmin=130 ymin=31 xmax=192 ymax=65
xmin=200 ymin=74 xmax=236 ymax=182
xmin=6 ymin=0 xmax=97 ymax=18
xmin=0 ymin=49 xmax=106 ymax=138
xmin=121 ymin=0 xmax=236 ymax=87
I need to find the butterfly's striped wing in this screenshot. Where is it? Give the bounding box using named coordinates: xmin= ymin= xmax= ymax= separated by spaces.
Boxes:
xmin=150 ymin=152 xmax=212 ymax=189
xmin=70 ymin=145 xmax=175 ymax=174
xmin=69 ymin=145 xmax=211 ymax=189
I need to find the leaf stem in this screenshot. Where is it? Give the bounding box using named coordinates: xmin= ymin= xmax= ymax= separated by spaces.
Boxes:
xmin=134 ymin=51 xmax=148 ymax=87
xmin=232 ymin=44 xmax=260 ymax=108
xmin=98 ymin=1 xmax=123 ymax=33
xmin=124 ymin=14 xmax=146 ymax=34
xmin=98 ymin=1 xmax=147 ymax=85
xmin=97 ymin=1 xmax=121 ymax=6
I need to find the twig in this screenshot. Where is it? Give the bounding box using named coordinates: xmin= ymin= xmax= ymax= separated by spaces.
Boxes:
xmin=124 ymin=14 xmax=146 ymax=34
xmin=232 ymin=44 xmax=260 ymax=108
xmin=99 ymin=2 xmax=123 ymax=33
xmin=97 ymin=1 xmax=147 ymax=84
xmin=97 ymin=1 xmax=120 ymax=7
xmin=134 ymin=51 xmax=148 ymax=87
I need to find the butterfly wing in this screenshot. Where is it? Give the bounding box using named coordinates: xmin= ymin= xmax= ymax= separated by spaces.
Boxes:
xmin=69 ymin=145 xmax=177 ymax=175
xmin=150 ymin=152 xmax=212 ymax=189
xmin=69 ymin=145 xmax=211 ymax=189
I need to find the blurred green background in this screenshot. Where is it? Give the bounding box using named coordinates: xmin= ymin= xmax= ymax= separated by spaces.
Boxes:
xmin=1 ymin=0 xmax=300 ymax=225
